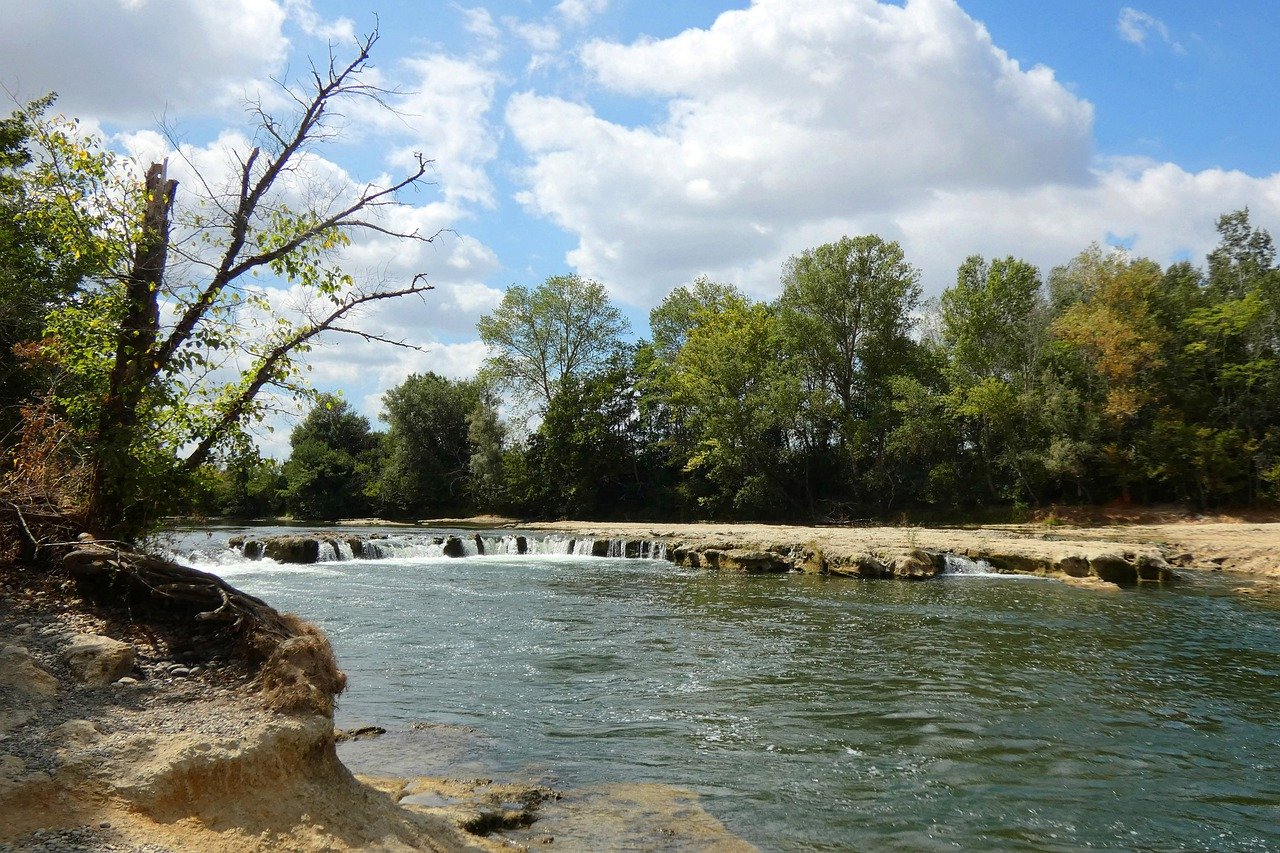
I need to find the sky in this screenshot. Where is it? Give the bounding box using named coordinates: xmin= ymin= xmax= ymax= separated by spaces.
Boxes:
xmin=3 ymin=0 xmax=1279 ymax=455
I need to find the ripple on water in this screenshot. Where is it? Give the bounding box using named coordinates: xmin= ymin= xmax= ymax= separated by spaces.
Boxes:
xmin=199 ymin=546 xmax=1280 ymax=852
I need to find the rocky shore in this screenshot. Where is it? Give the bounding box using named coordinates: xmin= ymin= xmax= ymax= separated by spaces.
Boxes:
xmin=5 ymin=517 xmax=1275 ymax=851
xmin=216 ymin=519 xmax=1280 ymax=588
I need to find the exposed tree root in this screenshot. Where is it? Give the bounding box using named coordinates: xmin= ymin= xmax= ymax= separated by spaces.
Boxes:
xmin=1 ymin=495 xmax=345 ymax=715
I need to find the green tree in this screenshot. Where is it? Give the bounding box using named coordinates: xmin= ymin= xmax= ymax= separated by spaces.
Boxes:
xmin=375 ymin=373 xmax=483 ymax=518
xmin=777 ymin=235 xmax=923 ymax=508
xmin=648 ymin=277 xmax=745 ymax=362
xmin=281 ymin=395 xmax=378 ymax=520
xmin=666 ymin=296 xmax=802 ymax=516
xmin=477 ymin=273 xmax=629 ymax=415
xmin=466 ymin=392 xmax=507 ymax=510
xmin=519 ymin=356 xmax=646 ymax=518
xmin=934 ymin=256 xmax=1051 ymax=504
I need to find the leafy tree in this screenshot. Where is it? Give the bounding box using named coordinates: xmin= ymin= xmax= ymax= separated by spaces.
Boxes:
xmin=466 ymin=392 xmax=507 ymax=510
xmin=934 ymin=256 xmax=1051 ymax=504
xmin=519 ymin=356 xmax=646 ymax=518
xmin=281 ymin=395 xmax=378 ymax=520
xmin=375 ymin=373 xmax=483 ymax=518
xmin=777 ymin=235 xmax=923 ymax=507
xmin=0 ymin=97 xmax=126 ymax=438
xmin=1050 ymin=245 xmax=1166 ymax=499
xmin=16 ymin=32 xmax=436 ymax=538
xmin=477 ymin=273 xmax=629 ymax=416
xmin=666 ymin=297 xmax=802 ymax=516
xmin=649 ymin=277 xmax=745 ymax=362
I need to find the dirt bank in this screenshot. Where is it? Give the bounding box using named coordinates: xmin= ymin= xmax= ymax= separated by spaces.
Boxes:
xmin=0 ymin=559 xmax=506 ymax=852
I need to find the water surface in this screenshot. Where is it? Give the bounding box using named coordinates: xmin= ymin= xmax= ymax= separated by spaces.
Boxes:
xmin=180 ymin=531 xmax=1280 ymax=850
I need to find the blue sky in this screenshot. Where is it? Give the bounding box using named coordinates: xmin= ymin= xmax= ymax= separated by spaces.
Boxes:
xmin=3 ymin=0 xmax=1278 ymax=453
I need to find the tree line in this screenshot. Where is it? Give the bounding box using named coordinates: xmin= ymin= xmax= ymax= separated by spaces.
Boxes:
xmin=222 ymin=217 xmax=1280 ymax=522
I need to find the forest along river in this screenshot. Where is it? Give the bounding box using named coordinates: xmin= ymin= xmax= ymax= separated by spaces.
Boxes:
xmin=169 ymin=526 xmax=1280 ymax=851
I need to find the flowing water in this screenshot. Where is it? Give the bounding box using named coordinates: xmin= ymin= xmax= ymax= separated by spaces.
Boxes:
xmin=171 ymin=526 xmax=1280 ymax=851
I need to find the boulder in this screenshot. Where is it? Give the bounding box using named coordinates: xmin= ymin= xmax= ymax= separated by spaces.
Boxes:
xmin=888 ymin=549 xmax=941 ymax=580
xmin=263 ymin=536 xmax=321 ymax=564
xmin=64 ymin=634 xmax=135 ymax=687
xmin=789 ymin=546 xmax=825 ymax=573
xmin=441 ymin=535 xmax=466 ymax=558
xmin=984 ymin=552 xmax=1050 ymax=574
xmin=334 ymin=725 xmax=386 ymax=743
xmin=826 ymin=554 xmax=886 ymax=578
xmin=242 ymin=539 xmax=265 ymax=560
xmin=1136 ymin=554 xmax=1176 ymax=583
xmin=714 ymin=549 xmax=793 ymax=573
xmin=1089 ymin=553 xmax=1138 ymax=585
xmin=516 ymin=535 xmax=528 ymax=555
xmin=0 ymin=645 xmax=58 ymax=696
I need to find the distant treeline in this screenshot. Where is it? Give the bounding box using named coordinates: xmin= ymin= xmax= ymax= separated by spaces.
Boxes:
xmin=206 ymin=210 xmax=1280 ymax=522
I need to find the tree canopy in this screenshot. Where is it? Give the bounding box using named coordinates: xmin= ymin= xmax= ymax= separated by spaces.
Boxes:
xmin=477 ymin=273 xmax=629 ymax=416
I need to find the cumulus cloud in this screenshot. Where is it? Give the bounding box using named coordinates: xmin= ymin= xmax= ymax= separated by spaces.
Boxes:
xmin=507 ymin=0 xmax=1274 ymax=304
xmin=0 ymin=0 xmax=290 ymax=122
xmin=459 ymin=5 xmax=501 ymax=42
xmin=1117 ymin=7 xmax=1184 ymax=53
xmin=508 ymin=0 xmax=1096 ymax=304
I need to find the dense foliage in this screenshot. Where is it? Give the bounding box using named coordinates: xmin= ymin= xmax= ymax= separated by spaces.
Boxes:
xmin=253 ymin=218 xmax=1279 ymax=522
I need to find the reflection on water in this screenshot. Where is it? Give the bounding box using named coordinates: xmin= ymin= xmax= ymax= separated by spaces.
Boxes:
xmin=180 ymin=531 xmax=1280 ymax=851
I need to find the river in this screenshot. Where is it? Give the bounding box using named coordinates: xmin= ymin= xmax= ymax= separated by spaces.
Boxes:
xmin=173 ymin=526 xmax=1280 ymax=851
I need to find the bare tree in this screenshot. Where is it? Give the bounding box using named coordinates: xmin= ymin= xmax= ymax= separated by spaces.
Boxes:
xmin=85 ymin=31 xmax=438 ymax=534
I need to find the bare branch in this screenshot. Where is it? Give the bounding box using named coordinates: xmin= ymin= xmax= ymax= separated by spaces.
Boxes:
xmin=181 ymin=275 xmax=434 ymax=470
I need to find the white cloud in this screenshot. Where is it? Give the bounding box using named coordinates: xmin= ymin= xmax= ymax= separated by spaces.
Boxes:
xmin=555 ymin=0 xmax=609 ymax=27
xmin=1117 ymin=7 xmax=1184 ymax=53
xmin=507 ymin=0 xmax=1095 ymax=300
xmin=511 ymin=20 xmax=561 ymax=53
xmin=507 ymin=0 xmax=1271 ymax=306
xmin=0 ymin=0 xmax=289 ymax=121
xmin=459 ymin=5 xmax=501 ymax=42
xmin=389 ymin=55 xmax=501 ymax=206
xmin=283 ymin=0 xmax=356 ymax=42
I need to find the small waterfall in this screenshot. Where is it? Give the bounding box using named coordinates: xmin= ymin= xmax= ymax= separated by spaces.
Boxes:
xmin=313 ymin=540 xmax=348 ymax=560
xmin=218 ymin=531 xmax=673 ymax=564
xmin=943 ymin=554 xmax=996 ymax=575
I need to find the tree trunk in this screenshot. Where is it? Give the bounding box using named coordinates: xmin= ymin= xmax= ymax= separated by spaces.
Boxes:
xmin=87 ymin=162 xmax=177 ymax=537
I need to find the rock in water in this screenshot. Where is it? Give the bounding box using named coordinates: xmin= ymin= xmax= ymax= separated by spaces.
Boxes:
xmin=64 ymin=634 xmax=135 ymax=687
xmin=442 ymin=535 xmax=466 ymax=558
xmin=263 ymin=535 xmax=321 ymax=564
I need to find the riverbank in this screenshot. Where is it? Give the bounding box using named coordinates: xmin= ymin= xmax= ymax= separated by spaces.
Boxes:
xmin=0 ymin=556 xmax=508 ymax=852
xmin=0 ymin=550 xmax=753 ymax=851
